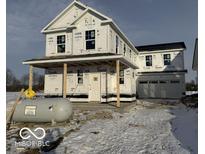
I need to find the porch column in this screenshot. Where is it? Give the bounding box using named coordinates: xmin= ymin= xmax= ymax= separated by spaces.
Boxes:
xmin=63 ymin=63 xmax=67 ymax=98
xmin=116 ymin=60 xmax=120 ymax=108
xmin=29 ymin=65 xmax=33 ymax=90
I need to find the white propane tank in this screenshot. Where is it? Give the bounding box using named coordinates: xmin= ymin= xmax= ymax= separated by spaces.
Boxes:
xmin=12 ymin=98 xmax=72 ymax=123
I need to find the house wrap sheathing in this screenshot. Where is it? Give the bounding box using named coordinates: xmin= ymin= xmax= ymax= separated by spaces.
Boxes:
xmin=23 ymin=0 xmax=187 ymax=103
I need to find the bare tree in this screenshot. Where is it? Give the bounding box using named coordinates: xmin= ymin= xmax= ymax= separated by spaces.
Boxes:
xmin=7 ymin=68 xmax=44 ymax=91
xmin=20 ymin=73 xmax=29 ymax=86
xmin=6 ymin=68 xmax=20 ymax=86
xmin=6 ymin=68 xmax=21 ymax=91
xmin=20 ymin=71 xmax=44 ymax=91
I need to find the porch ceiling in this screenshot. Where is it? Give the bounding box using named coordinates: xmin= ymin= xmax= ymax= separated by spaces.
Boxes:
xmin=22 ymin=54 xmax=139 ymax=69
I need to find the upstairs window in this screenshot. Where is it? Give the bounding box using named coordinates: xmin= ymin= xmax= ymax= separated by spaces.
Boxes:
xmin=85 ymin=30 xmax=95 ymax=50
xmin=130 ymin=50 xmax=132 ymax=58
xmin=77 ymin=70 xmax=83 ymax=84
xmin=145 ymin=55 xmax=152 ymax=66
xmin=164 ymin=54 xmax=171 ymax=65
xmin=57 ymin=35 xmax=65 ymax=53
xmin=119 ymin=70 xmax=124 ymax=84
xmin=123 ymin=44 xmax=126 ymax=56
xmin=116 ymin=36 xmax=119 ymax=53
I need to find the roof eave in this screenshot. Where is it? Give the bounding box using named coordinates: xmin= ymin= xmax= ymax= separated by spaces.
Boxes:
xmin=22 ymin=55 xmax=138 ymax=69
xmin=41 ymin=25 xmax=77 ymax=34
xmin=138 ymin=48 xmax=186 ymax=53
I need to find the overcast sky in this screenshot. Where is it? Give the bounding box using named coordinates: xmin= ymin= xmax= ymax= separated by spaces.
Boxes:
xmin=7 ymin=0 xmax=198 ymax=82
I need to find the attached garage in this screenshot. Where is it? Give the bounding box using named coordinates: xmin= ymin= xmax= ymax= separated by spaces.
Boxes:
xmin=137 ymin=73 xmax=186 ymax=99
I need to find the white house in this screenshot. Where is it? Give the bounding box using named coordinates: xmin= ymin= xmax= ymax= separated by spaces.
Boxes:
xmin=23 ymin=0 xmax=186 ymax=106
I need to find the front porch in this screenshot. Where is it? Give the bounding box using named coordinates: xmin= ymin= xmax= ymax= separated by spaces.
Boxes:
xmin=23 ymin=53 xmax=138 ymax=108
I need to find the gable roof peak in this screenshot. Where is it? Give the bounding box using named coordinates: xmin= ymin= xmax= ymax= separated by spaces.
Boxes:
xmin=41 ymin=0 xmax=112 ymax=33
xmin=41 ymin=0 xmax=88 ymax=33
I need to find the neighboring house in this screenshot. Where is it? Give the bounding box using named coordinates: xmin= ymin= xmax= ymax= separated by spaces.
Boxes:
xmin=23 ymin=0 xmax=186 ymax=104
xmin=192 ymin=39 xmax=198 ymax=71
xmin=192 ymin=38 xmax=198 ymax=84
xmin=136 ymin=42 xmax=187 ymax=98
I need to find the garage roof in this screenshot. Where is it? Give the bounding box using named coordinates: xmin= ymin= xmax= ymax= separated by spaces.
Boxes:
xmin=135 ymin=42 xmax=186 ymax=52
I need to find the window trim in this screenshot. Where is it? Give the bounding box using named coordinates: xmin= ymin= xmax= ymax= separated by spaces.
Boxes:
xmin=145 ymin=55 xmax=152 ymax=67
xmin=119 ymin=69 xmax=124 ymax=84
xmin=85 ymin=30 xmax=95 ymax=50
xmin=77 ymin=70 xmax=83 ymax=84
xmin=164 ymin=54 xmax=171 ymax=66
xmin=57 ymin=35 xmax=66 ymax=53
xmin=116 ymin=35 xmax=119 ymax=54
xmin=123 ymin=43 xmax=126 ymax=56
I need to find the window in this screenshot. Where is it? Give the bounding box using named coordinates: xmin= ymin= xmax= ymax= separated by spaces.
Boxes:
xmin=85 ymin=30 xmax=95 ymax=50
xmin=130 ymin=50 xmax=132 ymax=58
xmin=159 ymin=80 xmax=169 ymax=84
xmin=170 ymin=80 xmax=180 ymax=84
xmin=139 ymin=81 xmax=148 ymax=84
xmin=57 ymin=35 xmax=65 ymax=53
xmin=123 ymin=44 xmax=126 ymax=56
xmin=77 ymin=70 xmax=83 ymax=84
xmin=145 ymin=55 xmax=152 ymax=66
xmin=149 ymin=81 xmax=158 ymax=84
xmin=119 ymin=70 xmax=124 ymax=84
xmin=116 ymin=36 xmax=119 ymax=53
xmin=164 ymin=54 xmax=171 ymax=65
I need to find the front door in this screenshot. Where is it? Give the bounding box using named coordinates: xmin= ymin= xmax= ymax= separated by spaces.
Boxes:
xmin=89 ymin=73 xmax=101 ymax=102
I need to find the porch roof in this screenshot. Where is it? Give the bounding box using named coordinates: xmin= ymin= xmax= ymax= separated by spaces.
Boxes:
xmin=22 ymin=53 xmax=138 ymax=69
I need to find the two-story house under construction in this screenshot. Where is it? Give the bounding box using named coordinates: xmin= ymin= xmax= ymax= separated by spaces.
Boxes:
xmin=23 ymin=0 xmax=187 ymax=106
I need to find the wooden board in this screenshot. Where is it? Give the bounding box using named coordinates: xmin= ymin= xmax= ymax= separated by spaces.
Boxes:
xmin=116 ymin=60 xmax=120 ymax=107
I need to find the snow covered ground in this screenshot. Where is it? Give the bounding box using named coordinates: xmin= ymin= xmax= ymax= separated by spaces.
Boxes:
xmin=6 ymin=92 xmax=197 ymax=154
xmin=52 ymin=108 xmax=189 ymax=154
xmin=170 ymin=104 xmax=198 ymax=154
xmin=6 ymin=92 xmax=19 ymax=103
